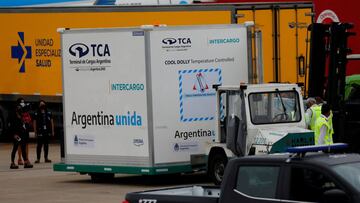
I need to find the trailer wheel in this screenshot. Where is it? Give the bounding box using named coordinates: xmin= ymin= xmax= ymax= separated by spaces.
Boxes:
xmin=89 ymin=173 xmax=114 ymax=183
xmin=208 ymin=153 xmax=228 ymax=185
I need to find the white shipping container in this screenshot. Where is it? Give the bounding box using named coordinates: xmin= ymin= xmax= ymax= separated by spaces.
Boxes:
xmin=57 ymin=24 xmax=251 ymax=175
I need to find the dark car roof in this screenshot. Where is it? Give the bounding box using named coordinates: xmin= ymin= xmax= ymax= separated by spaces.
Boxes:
xmin=235 ymin=153 xmax=360 ymax=167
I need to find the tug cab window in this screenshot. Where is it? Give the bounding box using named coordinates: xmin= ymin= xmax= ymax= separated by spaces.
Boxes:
xmin=249 ymin=90 xmax=301 ymax=124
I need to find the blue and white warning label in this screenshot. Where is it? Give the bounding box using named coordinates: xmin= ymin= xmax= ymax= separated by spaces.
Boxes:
xmin=178 ymin=68 xmax=222 ymax=122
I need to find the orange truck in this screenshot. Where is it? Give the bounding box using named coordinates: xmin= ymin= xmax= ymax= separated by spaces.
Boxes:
xmin=0 ymin=2 xmax=312 ymax=140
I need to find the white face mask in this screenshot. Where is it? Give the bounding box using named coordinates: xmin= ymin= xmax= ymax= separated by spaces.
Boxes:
xmin=20 ymin=102 xmax=25 ymax=107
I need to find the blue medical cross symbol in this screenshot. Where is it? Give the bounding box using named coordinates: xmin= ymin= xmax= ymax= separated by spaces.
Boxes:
xmin=11 ymin=32 xmax=32 ymax=73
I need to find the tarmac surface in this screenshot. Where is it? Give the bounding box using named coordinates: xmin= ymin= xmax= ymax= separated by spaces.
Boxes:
xmin=0 ymin=142 xmax=210 ymax=203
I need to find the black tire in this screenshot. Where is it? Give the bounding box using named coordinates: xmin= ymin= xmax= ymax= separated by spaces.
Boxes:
xmin=89 ymin=173 xmax=114 ymax=183
xmin=208 ymin=153 xmax=228 ymax=185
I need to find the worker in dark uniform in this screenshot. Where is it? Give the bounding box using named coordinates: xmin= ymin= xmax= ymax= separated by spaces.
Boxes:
xmin=33 ymin=100 xmax=54 ymax=163
xmin=9 ymin=104 xmax=33 ymax=169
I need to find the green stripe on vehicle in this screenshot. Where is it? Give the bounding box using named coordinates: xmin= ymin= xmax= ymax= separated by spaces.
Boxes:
xmin=53 ymin=163 xmax=200 ymax=175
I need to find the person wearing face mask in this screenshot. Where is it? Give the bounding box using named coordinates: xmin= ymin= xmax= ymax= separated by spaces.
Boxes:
xmin=9 ymin=104 xmax=33 ymax=169
xmin=16 ymin=98 xmax=32 ymax=165
xmin=33 ymin=100 xmax=54 ymax=163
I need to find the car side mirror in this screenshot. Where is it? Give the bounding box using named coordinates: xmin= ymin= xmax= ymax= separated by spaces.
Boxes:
xmin=322 ymin=189 xmax=350 ymax=203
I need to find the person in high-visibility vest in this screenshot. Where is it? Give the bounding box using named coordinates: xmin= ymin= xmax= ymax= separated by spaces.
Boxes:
xmin=305 ymin=98 xmax=316 ymax=129
xmin=305 ymin=97 xmax=322 ymax=131
xmin=314 ymin=103 xmax=334 ymax=145
xmin=328 ymin=110 xmax=334 ymax=136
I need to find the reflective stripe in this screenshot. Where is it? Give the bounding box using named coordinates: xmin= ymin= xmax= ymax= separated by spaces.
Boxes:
xmin=233 ymin=189 xmax=316 ymax=203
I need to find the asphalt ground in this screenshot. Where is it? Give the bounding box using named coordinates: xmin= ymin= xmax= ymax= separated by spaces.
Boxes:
xmin=0 ymin=142 xmax=210 ymax=203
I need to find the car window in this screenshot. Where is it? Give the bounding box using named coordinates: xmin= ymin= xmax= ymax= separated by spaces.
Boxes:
xmin=235 ymin=166 xmax=280 ymax=198
xmin=289 ymin=167 xmax=340 ymax=202
xmin=333 ymin=162 xmax=360 ymax=192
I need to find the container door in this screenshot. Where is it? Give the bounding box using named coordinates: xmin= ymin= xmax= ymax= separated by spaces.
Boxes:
xmin=237 ymin=9 xmax=275 ymax=83
xmin=237 ymin=7 xmax=312 ymax=85
xmin=278 ymin=8 xmax=312 ymax=84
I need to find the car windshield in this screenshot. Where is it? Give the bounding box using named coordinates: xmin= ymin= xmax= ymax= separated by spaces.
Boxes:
xmin=248 ymin=90 xmax=301 ymax=124
xmin=333 ymin=162 xmax=360 ymax=191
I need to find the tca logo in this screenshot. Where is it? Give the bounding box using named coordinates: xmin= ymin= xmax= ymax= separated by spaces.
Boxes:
xmin=162 ymin=38 xmax=191 ymax=45
xmin=69 ymin=43 xmax=89 ymax=58
xmin=69 ymin=43 xmax=110 ymax=58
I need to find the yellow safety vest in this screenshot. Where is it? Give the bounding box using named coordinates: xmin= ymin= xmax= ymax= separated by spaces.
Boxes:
xmin=310 ymin=105 xmax=322 ymax=131
xmin=315 ymin=116 xmax=333 ymax=145
xmin=329 ymin=111 xmax=334 ymax=135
